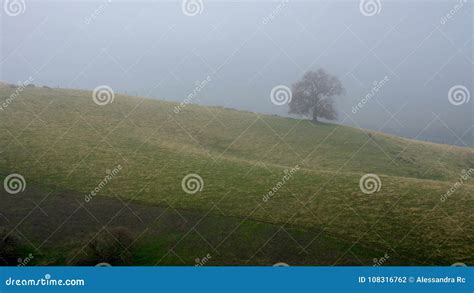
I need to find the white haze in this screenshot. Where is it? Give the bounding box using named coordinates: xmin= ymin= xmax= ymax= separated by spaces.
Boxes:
xmin=1 ymin=0 xmax=472 ymax=146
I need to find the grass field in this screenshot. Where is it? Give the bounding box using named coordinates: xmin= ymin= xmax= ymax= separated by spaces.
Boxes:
xmin=1 ymin=84 xmax=473 ymax=266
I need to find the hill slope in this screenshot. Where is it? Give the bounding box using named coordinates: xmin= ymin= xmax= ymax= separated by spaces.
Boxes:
xmin=1 ymin=85 xmax=473 ymax=265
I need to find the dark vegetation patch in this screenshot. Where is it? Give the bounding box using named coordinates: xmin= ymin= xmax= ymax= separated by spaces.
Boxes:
xmin=0 ymin=185 xmax=429 ymax=266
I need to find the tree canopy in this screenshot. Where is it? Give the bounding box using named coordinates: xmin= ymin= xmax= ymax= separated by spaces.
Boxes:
xmin=288 ymin=69 xmax=344 ymax=122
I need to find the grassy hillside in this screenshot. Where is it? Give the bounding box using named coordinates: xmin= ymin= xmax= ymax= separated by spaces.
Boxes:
xmin=1 ymin=85 xmax=473 ymax=266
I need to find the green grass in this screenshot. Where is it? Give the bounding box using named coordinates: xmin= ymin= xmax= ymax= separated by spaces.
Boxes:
xmin=0 ymin=84 xmax=473 ymax=265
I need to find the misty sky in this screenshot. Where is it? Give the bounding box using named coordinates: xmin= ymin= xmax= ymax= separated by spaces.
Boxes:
xmin=1 ymin=0 xmax=472 ymax=146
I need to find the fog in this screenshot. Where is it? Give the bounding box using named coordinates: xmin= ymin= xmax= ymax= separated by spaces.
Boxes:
xmin=2 ymin=0 xmax=472 ymax=146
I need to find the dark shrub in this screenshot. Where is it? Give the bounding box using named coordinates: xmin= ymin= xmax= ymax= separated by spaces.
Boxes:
xmin=0 ymin=229 xmax=23 ymax=266
xmin=68 ymin=227 xmax=134 ymax=266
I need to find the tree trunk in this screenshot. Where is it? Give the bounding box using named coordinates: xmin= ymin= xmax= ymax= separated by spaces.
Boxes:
xmin=312 ymin=107 xmax=318 ymax=123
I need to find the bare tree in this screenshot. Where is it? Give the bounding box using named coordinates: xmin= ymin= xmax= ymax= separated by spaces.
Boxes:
xmin=289 ymin=69 xmax=344 ymax=122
